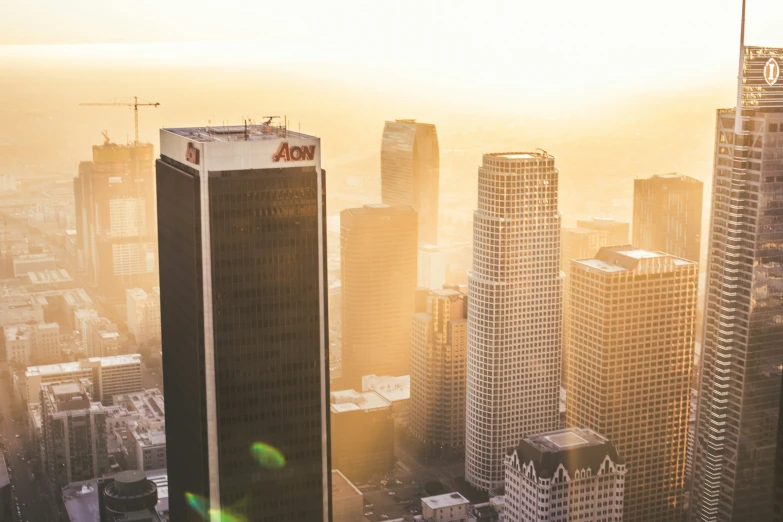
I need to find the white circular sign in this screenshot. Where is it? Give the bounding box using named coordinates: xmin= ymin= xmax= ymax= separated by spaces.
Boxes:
xmin=764 ymin=58 xmax=780 ymax=86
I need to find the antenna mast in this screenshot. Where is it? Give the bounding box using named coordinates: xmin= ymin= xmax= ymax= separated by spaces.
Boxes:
xmin=735 ymin=0 xmax=747 ymax=135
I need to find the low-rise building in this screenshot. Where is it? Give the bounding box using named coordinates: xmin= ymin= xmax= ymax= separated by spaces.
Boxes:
xmin=62 ymin=468 xmax=169 ymax=521
xmin=106 ymin=389 xmax=166 ymax=471
xmin=421 ymin=492 xmax=470 ymax=522
xmin=84 ymin=317 xmax=120 ymax=357
xmin=13 ymin=253 xmax=57 ymax=278
xmin=3 ymin=321 xmax=60 ymax=366
xmin=41 ymin=380 xmax=108 ymax=487
xmin=505 ymin=428 xmax=625 ymax=522
xmin=332 ymin=469 xmax=363 ymax=522
xmin=126 ymin=287 xmax=161 ymax=346
xmin=362 ymin=373 xmax=410 ymax=429
xmin=0 ymin=294 xmax=45 ymax=327
xmin=330 ymin=389 xmax=395 ymax=483
xmin=25 ymin=354 xmax=142 ymax=405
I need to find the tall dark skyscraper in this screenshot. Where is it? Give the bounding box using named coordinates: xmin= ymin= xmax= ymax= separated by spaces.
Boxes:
xmin=633 ymin=173 xmax=703 ymax=263
xmin=74 ymin=139 xmax=158 ymax=301
xmin=381 ymin=120 xmax=439 ymax=246
xmin=156 ymin=124 xmax=331 ymax=522
xmin=690 ymin=40 xmax=783 ymax=522
xmin=340 ymin=204 xmax=417 ymax=389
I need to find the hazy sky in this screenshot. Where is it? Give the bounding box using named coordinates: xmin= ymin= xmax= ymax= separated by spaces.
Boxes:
xmin=2 ymin=0 xmax=782 ymax=97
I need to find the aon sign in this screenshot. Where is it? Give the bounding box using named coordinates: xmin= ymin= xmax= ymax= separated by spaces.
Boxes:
xmin=273 ymin=142 xmax=316 ymax=162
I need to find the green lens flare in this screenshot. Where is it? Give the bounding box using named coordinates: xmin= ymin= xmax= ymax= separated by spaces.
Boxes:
xmin=250 ymin=442 xmax=286 ymax=469
xmin=185 ymin=492 xmax=209 ymax=519
xmin=208 ymin=509 xmax=247 ymax=522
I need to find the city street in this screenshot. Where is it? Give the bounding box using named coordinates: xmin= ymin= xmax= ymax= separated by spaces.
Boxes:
xmin=1 ymin=362 xmax=61 ymax=522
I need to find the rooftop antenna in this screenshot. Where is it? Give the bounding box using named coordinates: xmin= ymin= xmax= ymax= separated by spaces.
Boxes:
xmin=735 ymin=0 xmax=747 ymax=135
xmin=101 ymin=130 xmax=111 ymax=145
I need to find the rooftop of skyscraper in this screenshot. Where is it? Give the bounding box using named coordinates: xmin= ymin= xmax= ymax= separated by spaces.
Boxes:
xmin=510 ymin=428 xmax=624 ymax=478
xmin=163 ymin=124 xmax=314 ymax=143
xmin=575 ymin=246 xmax=696 ymax=273
xmin=330 ymin=389 xmax=391 ymax=413
xmin=26 ymin=353 xmax=141 ymax=377
xmin=485 ymin=150 xmax=554 ymax=160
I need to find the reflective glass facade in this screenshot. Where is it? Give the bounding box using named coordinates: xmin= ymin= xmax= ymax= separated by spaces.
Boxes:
xmin=691 ymin=109 xmax=783 ymax=521
xmin=381 ymin=120 xmax=439 ymax=246
xmin=157 ymin=157 xmax=331 ymax=522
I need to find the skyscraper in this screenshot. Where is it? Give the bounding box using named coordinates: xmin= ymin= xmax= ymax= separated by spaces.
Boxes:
xmin=381 ymin=120 xmax=439 ymax=246
xmin=690 ymin=43 xmax=783 ymax=521
xmin=567 ymin=247 xmax=696 ymax=522
xmin=340 ymin=204 xmax=417 ymax=389
xmin=576 ymin=217 xmax=629 ymax=246
xmin=633 ymin=173 xmax=703 ymax=263
xmin=465 ymin=152 xmax=562 ymax=492
xmin=560 ymin=228 xmax=609 ymax=384
xmin=410 ymin=287 xmax=467 ymax=459
xmin=156 ymin=124 xmax=331 ymax=522
xmin=74 ymin=139 xmax=158 ymax=301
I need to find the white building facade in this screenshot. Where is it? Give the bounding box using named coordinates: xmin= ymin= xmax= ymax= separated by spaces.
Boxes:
xmin=126 ymin=287 xmax=161 ymax=346
xmin=505 ymin=428 xmax=625 ymax=522
xmin=465 ymin=152 xmax=562 ymax=492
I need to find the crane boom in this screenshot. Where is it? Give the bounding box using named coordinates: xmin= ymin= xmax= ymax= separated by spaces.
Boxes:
xmin=80 ymin=96 xmax=160 ymax=145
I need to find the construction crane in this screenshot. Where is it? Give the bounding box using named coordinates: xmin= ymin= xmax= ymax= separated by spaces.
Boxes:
xmin=80 ymin=96 xmax=160 ymax=145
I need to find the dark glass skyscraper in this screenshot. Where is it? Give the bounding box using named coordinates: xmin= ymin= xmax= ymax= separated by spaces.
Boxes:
xmin=691 ymin=45 xmax=783 ymax=522
xmin=633 ymin=173 xmax=703 ymax=263
xmin=156 ymin=124 xmax=331 ymax=522
xmin=381 ymin=120 xmax=439 ymax=246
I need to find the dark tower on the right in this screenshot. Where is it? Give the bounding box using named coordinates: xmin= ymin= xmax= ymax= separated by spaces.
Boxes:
xmin=690 ymin=4 xmax=783 ymax=519
xmin=381 ymin=120 xmax=439 ymax=246
xmin=632 ymin=173 xmax=703 ymax=263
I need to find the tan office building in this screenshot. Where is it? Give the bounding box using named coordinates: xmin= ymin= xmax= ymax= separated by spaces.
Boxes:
xmin=566 ymin=246 xmax=696 ymax=522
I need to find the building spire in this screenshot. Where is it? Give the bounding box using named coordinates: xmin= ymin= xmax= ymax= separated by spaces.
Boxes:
xmin=735 ymin=0 xmax=747 ymax=134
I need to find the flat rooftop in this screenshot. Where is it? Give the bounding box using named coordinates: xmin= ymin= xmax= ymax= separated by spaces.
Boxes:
xmin=421 ymin=492 xmax=469 ymax=510
xmin=524 ymin=428 xmax=609 ymax=453
xmin=362 ymin=374 xmax=410 ymax=403
xmin=163 ymin=125 xmax=315 ymax=143
xmin=330 ymin=389 xmax=391 ymax=413
xmin=575 ymin=247 xmax=696 ymax=274
xmin=62 ymin=469 xmax=169 ymax=522
xmin=331 ymin=470 xmax=362 ymax=502
xmin=26 ymin=354 xmax=141 ymax=377
xmin=486 ymin=150 xmax=553 ymax=159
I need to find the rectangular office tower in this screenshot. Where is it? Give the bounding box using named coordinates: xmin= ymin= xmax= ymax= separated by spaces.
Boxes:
xmin=340 ymin=204 xmax=417 ymax=389
xmin=633 ymin=173 xmax=703 ymax=263
xmin=156 ymin=124 xmax=331 ymax=522
xmin=381 ymin=120 xmax=439 ymax=246
xmin=465 ymin=152 xmax=562 ymax=492
xmin=410 ymin=287 xmax=468 ymax=460
xmin=691 ymin=45 xmax=783 ymax=522
xmin=74 ymin=139 xmax=158 ymax=301
xmin=567 ymin=247 xmax=697 ymax=522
